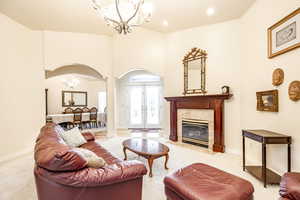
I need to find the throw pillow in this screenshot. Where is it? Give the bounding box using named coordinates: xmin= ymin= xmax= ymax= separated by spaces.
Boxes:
xmin=60 ymin=127 xmax=87 ymax=147
xmin=54 ymin=125 xmax=67 ymax=145
xmin=74 ymin=148 xmax=106 ymax=168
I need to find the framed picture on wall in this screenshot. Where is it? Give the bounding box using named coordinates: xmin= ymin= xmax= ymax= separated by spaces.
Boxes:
xmin=268 ymin=8 xmax=300 ymax=58
xmin=256 ymin=90 xmax=279 ymax=112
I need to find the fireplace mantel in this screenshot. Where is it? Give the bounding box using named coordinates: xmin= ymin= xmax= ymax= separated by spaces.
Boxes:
xmin=165 ymin=94 xmax=233 ymax=153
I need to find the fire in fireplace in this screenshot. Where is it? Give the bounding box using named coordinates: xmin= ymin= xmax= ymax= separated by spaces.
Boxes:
xmin=182 ymin=119 xmax=209 ymax=148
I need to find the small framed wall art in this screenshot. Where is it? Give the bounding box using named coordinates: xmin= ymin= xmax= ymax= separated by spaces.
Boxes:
xmin=268 ymin=8 xmax=300 ymax=58
xmin=256 ymin=90 xmax=279 ymax=112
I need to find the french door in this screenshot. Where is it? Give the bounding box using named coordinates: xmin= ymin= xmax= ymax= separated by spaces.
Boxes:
xmin=129 ymin=85 xmax=162 ymax=129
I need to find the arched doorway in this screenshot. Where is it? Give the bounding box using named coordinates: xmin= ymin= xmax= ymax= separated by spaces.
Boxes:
xmin=45 ymin=64 xmax=104 ymax=80
xmin=117 ymin=70 xmax=163 ymax=130
xmin=45 ymin=64 xmax=107 ymax=132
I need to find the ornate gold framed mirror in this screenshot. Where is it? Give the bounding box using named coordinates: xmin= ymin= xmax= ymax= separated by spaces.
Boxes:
xmin=183 ymin=48 xmax=207 ymax=95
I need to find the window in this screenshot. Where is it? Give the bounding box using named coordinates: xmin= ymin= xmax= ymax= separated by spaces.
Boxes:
xmin=129 ymin=74 xmax=161 ymax=83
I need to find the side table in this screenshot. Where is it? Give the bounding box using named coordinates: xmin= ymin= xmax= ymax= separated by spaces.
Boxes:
xmin=242 ymin=129 xmax=291 ymax=188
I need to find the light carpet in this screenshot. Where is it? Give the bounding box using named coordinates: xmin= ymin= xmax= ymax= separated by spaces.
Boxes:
xmin=0 ymin=132 xmax=279 ymax=200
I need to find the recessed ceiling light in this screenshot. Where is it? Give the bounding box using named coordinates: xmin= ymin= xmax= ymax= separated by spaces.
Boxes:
xmin=163 ymin=20 xmax=169 ymax=27
xmin=206 ymin=8 xmax=215 ymax=16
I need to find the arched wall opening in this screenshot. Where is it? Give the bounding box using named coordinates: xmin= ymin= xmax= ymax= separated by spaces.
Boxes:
xmin=45 ymin=64 xmax=105 ymax=80
xmin=116 ymin=69 xmax=164 ymax=130
xmin=45 ymin=64 xmax=109 ymax=133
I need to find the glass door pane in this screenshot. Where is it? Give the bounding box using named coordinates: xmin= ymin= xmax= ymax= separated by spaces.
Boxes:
xmin=129 ymin=86 xmax=143 ymax=127
xmin=145 ymin=86 xmax=160 ymax=128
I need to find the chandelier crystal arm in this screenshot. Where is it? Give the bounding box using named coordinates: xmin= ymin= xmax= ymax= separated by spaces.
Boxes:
xmin=115 ymin=0 xmax=124 ymax=23
xmin=126 ymin=1 xmax=142 ymax=24
xmin=92 ymin=0 xmax=101 ymax=11
xmin=104 ymin=16 xmax=121 ymax=25
xmin=90 ymin=0 xmax=152 ymax=34
xmin=127 ymin=24 xmax=140 ymax=27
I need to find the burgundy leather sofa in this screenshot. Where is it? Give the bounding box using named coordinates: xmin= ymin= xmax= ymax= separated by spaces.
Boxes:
xmin=280 ymin=172 xmax=300 ymax=200
xmin=34 ymin=123 xmax=147 ymax=200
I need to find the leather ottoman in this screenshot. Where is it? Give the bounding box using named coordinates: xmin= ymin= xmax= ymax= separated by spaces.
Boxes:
xmin=164 ymin=163 xmax=254 ymax=200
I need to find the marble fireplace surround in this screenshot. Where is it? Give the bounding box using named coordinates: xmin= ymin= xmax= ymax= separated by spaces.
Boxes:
xmin=178 ymin=109 xmax=214 ymax=151
xmin=165 ymin=94 xmax=232 ymax=153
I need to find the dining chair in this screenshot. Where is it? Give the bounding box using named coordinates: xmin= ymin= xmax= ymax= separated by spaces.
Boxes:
xmin=82 ymin=107 xmax=91 ymax=129
xmin=89 ymin=107 xmax=98 ymax=128
xmin=60 ymin=107 xmax=74 ymax=129
xmin=64 ymin=107 xmax=74 ymax=114
xmin=72 ymin=108 xmax=83 ymax=129
xmin=82 ymin=107 xmax=90 ymax=113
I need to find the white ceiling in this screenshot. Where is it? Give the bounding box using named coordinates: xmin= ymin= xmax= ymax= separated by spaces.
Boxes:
xmin=0 ymin=0 xmax=255 ymax=35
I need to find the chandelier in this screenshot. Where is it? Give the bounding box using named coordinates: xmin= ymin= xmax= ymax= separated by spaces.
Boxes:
xmin=91 ymin=0 xmax=153 ymax=34
xmin=62 ymin=77 xmax=80 ymax=89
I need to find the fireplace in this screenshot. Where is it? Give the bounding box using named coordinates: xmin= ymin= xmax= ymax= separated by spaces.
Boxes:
xmin=182 ymin=119 xmax=209 ymax=147
xmin=165 ymin=94 xmax=233 ymax=153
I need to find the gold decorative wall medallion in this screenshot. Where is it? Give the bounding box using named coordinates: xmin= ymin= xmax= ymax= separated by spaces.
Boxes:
xmin=272 ymin=68 xmax=284 ymax=86
xmin=289 ymin=81 xmax=300 ymax=101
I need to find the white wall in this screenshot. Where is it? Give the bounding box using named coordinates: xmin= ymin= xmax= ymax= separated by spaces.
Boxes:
xmin=43 ymin=31 xmax=116 ymax=135
xmin=240 ymin=0 xmax=300 ymax=173
xmin=163 ymin=0 xmax=300 ymax=173
xmin=1 ymin=0 xmax=300 ymax=173
xmin=113 ymin=28 xmax=166 ymax=78
xmin=44 ymin=31 xmax=113 ymax=77
xmin=0 ymin=14 xmax=44 ymax=159
xmin=111 ymin=20 xmax=243 ymax=157
xmin=165 ymin=20 xmax=243 ymax=154
xmin=45 ymin=75 xmax=106 ymax=114
xmin=113 ymin=28 xmax=166 ymax=129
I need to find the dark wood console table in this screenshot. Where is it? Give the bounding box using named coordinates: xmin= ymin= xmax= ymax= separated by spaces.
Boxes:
xmin=242 ymin=130 xmax=291 ymax=188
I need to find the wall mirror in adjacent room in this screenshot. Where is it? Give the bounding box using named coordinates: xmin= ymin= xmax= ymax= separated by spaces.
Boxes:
xmin=183 ymin=48 xmax=207 ymax=95
xmin=62 ymin=91 xmax=88 ymax=107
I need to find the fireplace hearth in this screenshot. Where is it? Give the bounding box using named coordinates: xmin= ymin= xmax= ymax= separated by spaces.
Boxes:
xmin=182 ymin=119 xmax=209 ymax=147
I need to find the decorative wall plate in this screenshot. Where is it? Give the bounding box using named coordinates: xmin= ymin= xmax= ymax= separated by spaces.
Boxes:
xmin=289 ymin=81 xmax=300 ymax=101
xmin=272 ymin=68 xmax=284 ymax=86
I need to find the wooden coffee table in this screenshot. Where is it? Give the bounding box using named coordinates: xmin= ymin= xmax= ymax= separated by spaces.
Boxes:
xmin=122 ymin=138 xmax=170 ymax=177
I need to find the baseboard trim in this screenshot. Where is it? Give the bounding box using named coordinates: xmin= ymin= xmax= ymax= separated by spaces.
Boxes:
xmin=226 ymin=148 xmax=241 ymax=155
xmin=117 ymin=128 xmax=129 ymax=131
xmin=0 ymin=148 xmax=33 ymax=165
